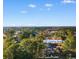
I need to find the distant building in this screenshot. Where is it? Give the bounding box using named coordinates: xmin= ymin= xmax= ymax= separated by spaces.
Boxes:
xmin=14 ymin=31 xmax=23 ymax=35
xmin=43 ymin=37 xmax=63 ymax=44
xmin=46 ymin=29 xmax=58 ymax=33
xmin=3 ymin=33 xmax=7 ymax=39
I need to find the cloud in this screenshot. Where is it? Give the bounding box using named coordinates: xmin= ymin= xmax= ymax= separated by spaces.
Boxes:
xmin=45 ymin=3 xmax=53 ymax=7
xmin=44 ymin=3 xmax=53 ymax=11
xmin=28 ymin=4 xmax=36 ymax=8
xmin=20 ymin=10 xmax=28 ymax=14
xmin=62 ymin=0 xmax=75 ymax=3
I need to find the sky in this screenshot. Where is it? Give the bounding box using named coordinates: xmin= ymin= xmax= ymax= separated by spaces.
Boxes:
xmin=3 ymin=0 xmax=76 ymax=26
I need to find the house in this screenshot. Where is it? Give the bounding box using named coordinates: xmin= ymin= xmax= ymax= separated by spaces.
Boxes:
xmin=43 ymin=37 xmax=64 ymax=56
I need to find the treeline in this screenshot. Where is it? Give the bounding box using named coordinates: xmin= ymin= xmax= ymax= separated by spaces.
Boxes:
xmin=3 ymin=27 xmax=76 ymax=59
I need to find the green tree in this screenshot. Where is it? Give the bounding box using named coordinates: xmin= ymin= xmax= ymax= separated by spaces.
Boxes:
xmin=19 ymin=37 xmax=45 ymax=59
xmin=62 ymin=29 xmax=76 ymax=52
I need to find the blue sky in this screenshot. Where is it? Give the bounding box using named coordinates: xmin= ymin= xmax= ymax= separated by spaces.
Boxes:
xmin=3 ymin=0 xmax=76 ymax=26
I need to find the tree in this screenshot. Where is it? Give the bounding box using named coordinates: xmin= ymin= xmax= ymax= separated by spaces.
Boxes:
xmin=19 ymin=37 xmax=46 ymax=59
xmin=4 ymin=41 xmax=33 ymax=59
xmin=62 ymin=29 xmax=76 ymax=52
xmin=3 ymin=39 xmax=13 ymax=59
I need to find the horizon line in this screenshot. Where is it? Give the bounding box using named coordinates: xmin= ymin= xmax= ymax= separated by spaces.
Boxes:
xmin=3 ymin=25 xmax=76 ymax=27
